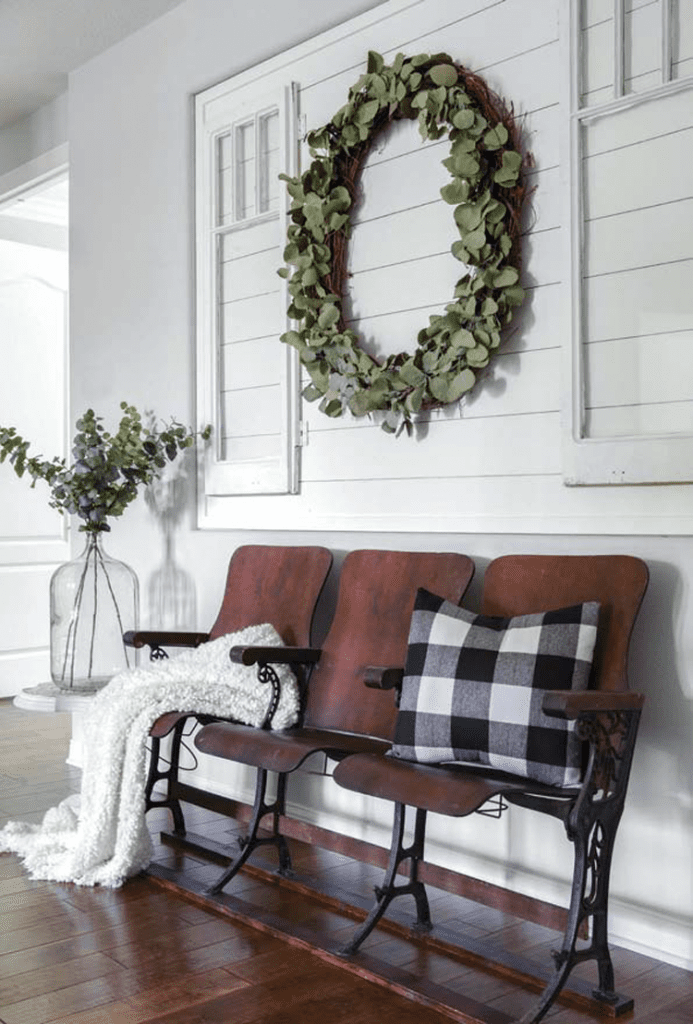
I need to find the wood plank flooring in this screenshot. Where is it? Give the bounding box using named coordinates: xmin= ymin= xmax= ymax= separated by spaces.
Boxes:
xmin=1 ymin=699 xmax=691 ymax=1024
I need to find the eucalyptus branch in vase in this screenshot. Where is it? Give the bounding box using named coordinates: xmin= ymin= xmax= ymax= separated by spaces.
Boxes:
xmin=0 ymin=403 xmax=211 ymax=690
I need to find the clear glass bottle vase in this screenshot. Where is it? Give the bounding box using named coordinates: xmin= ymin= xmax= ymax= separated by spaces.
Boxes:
xmin=49 ymin=533 xmax=139 ymax=692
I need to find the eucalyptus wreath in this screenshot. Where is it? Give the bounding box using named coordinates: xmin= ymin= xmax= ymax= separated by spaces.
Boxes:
xmin=279 ymin=50 xmax=528 ymax=435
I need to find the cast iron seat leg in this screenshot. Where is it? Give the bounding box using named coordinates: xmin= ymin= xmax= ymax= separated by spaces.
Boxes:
xmin=144 ymin=719 xmax=187 ymax=836
xmin=206 ymin=768 xmax=292 ymax=896
xmin=515 ymin=713 xmax=640 ymax=1024
xmin=516 ymin=805 xmax=631 ymax=1024
xmin=515 ymin=813 xmax=595 ymax=1024
xmin=341 ymin=803 xmax=431 ymax=956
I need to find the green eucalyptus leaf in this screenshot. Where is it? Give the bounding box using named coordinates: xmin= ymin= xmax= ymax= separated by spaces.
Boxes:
xmin=405 ymin=385 xmax=425 ymax=414
xmin=398 ymin=359 xmax=426 ymax=386
xmin=342 ymin=124 xmax=359 ymax=147
xmin=451 ymin=151 xmax=481 ymax=178
xmin=494 ymin=149 xmax=523 ymax=185
xmin=493 ymin=267 xmax=519 ymax=287
xmin=440 ymin=179 xmax=469 ymax=205
xmin=369 ymin=74 xmax=388 ymax=98
xmin=447 ymin=368 xmax=476 ymax=400
xmin=451 ymin=240 xmax=470 ymax=263
xmin=454 ymin=203 xmax=482 ymax=232
xmin=282 ymin=330 xmax=303 ymax=349
xmin=483 ymin=123 xmax=509 ymax=150
xmin=428 ymin=63 xmax=458 ymax=87
xmin=429 ymin=373 xmax=453 ymax=402
xmin=452 ymin=108 xmax=475 ymax=130
xmin=450 ymin=328 xmax=476 ymax=349
xmin=467 ymin=344 xmax=489 ymax=367
xmin=502 ymin=284 xmax=526 ymax=306
xmin=318 ymin=304 xmax=340 ymax=329
xmin=463 ymin=228 xmax=486 ymax=252
xmin=356 ymin=99 xmax=380 ymax=124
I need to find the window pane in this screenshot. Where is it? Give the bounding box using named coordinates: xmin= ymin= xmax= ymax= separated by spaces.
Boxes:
xmin=216 ymin=131 xmax=233 ymax=226
xmin=580 ymin=100 xmax=693 ymax=440
xmin=258 ymin=110 xmax=280 ymax=213
xmin=235 ymin=121 xmax=255 ymax=220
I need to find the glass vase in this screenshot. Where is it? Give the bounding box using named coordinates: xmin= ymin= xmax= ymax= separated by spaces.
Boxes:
xmin=49 ymin=533 xmax=139 ymax=692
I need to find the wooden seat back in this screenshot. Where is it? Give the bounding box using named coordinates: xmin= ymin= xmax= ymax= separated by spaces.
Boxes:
xmin=481 ymin=554 xmax=649 ymax=692
xmin=303 ymin=550 xmax=474 ymax=740
xmin=208 ymin=545 xmax=332 ymax=646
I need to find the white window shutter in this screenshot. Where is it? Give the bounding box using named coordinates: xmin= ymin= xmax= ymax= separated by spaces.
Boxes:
xmin=196 ymin=81 xmax=300 ymax=496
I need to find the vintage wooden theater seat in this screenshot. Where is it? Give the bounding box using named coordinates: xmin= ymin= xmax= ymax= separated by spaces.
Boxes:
xmin=333 ymin=554 xmax=649 ymax=1024
xmin=194 ymin=548 xmax=475 ymax=894
xmin=123 ymin=544 xmax=332 ymax=837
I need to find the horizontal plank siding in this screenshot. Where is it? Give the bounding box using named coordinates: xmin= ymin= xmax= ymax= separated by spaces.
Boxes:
xmin=585 ymin=259 xmax=693 ymax=344
xmin=301 ymin=411 xmax=561 ymax=482
xmin=584 ymin=198 xmax=693 ymax=278
xmin=220 ymin=291 xmax=283 ymax=345
xmin=584 ymin=124 xmax=693 ymax=221
xmin=585 ymin=332 xmax=693 ymax=411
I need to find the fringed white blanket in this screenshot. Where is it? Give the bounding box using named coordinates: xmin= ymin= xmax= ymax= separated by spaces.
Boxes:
xmin=0 ymin=623 xmax=298 ymax=888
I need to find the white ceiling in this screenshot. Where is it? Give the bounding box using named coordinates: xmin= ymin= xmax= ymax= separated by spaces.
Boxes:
xmin=0 ymin=0 xmax=187 ymax=131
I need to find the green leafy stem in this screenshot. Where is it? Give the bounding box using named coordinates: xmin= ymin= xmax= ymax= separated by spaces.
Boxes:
xmin=0 ymin=403 xmax=211 ymax=532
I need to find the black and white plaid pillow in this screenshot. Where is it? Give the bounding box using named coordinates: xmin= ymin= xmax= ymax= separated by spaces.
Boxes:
xmin=390 ymin=589 xmax=600 ymax=787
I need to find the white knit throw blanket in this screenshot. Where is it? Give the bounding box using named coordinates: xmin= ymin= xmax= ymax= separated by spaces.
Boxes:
xmin=0 ymin=623 xmax=298 ymax=888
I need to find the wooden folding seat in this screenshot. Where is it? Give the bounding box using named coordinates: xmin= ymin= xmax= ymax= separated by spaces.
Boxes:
xmin=333 ymin=554 xmax=648 ymax=1024
xmin=124 ymin=544 xmax=332 ymax=837
xmin=194 ymin=549 xmax=475 ymax=893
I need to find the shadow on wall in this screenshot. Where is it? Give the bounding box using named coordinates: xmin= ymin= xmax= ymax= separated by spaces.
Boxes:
xmin=144 ymin=448 xmax=197 ymax=630
xmin=627 ymin=559 xmax=692 ymax=822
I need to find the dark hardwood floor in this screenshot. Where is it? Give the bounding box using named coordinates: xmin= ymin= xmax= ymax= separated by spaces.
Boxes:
xmin=0 ymin=699 xmax=691 ymax=1024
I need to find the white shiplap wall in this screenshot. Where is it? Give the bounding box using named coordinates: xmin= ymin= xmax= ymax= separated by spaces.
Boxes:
xmin=199 ymin=0 xmax=693 ymax=533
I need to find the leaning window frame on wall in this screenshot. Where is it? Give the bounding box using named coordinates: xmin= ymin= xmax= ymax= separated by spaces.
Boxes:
xmin=195 ymin=76 xmax=301 ymax=501
xmin=562 ymin=0 xmax=693 ymax=485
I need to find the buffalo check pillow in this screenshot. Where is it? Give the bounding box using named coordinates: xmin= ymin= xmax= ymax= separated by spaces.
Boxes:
xmin=390 ymin=589 xmax=600 ymax=787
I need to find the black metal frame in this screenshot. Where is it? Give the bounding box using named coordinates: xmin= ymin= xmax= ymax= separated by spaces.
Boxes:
xmin=507 ymin=709 xmax=642 ymax=1024
xmin=340 ymin=707 xmax=642 ymax=1024
xmin=140 ymin=641 xmax=286 ymax=842
xmin=341 ymin=804 xmax=431 ymax=956
xmin=200 ymin=655 xmax=318 ymax=894
xmin=205 ymin=768 xmax=292 ymax=895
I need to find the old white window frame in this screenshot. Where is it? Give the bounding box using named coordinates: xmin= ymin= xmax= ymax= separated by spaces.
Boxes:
xmin=196 ymin=77 xmax=301 ymax=499
xmin=562 ymin=0 xmax=693 ymax=485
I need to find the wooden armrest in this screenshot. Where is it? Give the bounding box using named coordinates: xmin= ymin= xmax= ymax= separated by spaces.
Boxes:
xmin=123 ymin=630 xmax=210 ymax=649
xmin=364 ymin=666 xmax=404 ymax=690
xmin=229 ymin=645 xmax=321 ymax=667
xmin=543 ymin=690 xmax=645 ymax=720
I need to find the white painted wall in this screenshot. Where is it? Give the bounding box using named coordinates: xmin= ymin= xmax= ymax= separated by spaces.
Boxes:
xmin=64 ymin=0 xmax=693 ymax=969
xmin=0 ymin=93 xmax=68 ymax=179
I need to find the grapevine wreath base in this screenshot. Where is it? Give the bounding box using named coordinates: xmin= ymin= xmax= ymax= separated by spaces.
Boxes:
xmin=279 ymin=50 xmax=529 ymax=435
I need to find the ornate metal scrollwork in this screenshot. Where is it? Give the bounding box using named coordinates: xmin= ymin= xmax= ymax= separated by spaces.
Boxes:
xmin=583 ymin=819 xmax=607 ymax=912
xmin=149 ymin=644 xmax=169 ymax=661
xmin=257 ymin=662 xmax=281 ymax=729
xmin=576 ymin=711 xmax=631 ymax=798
